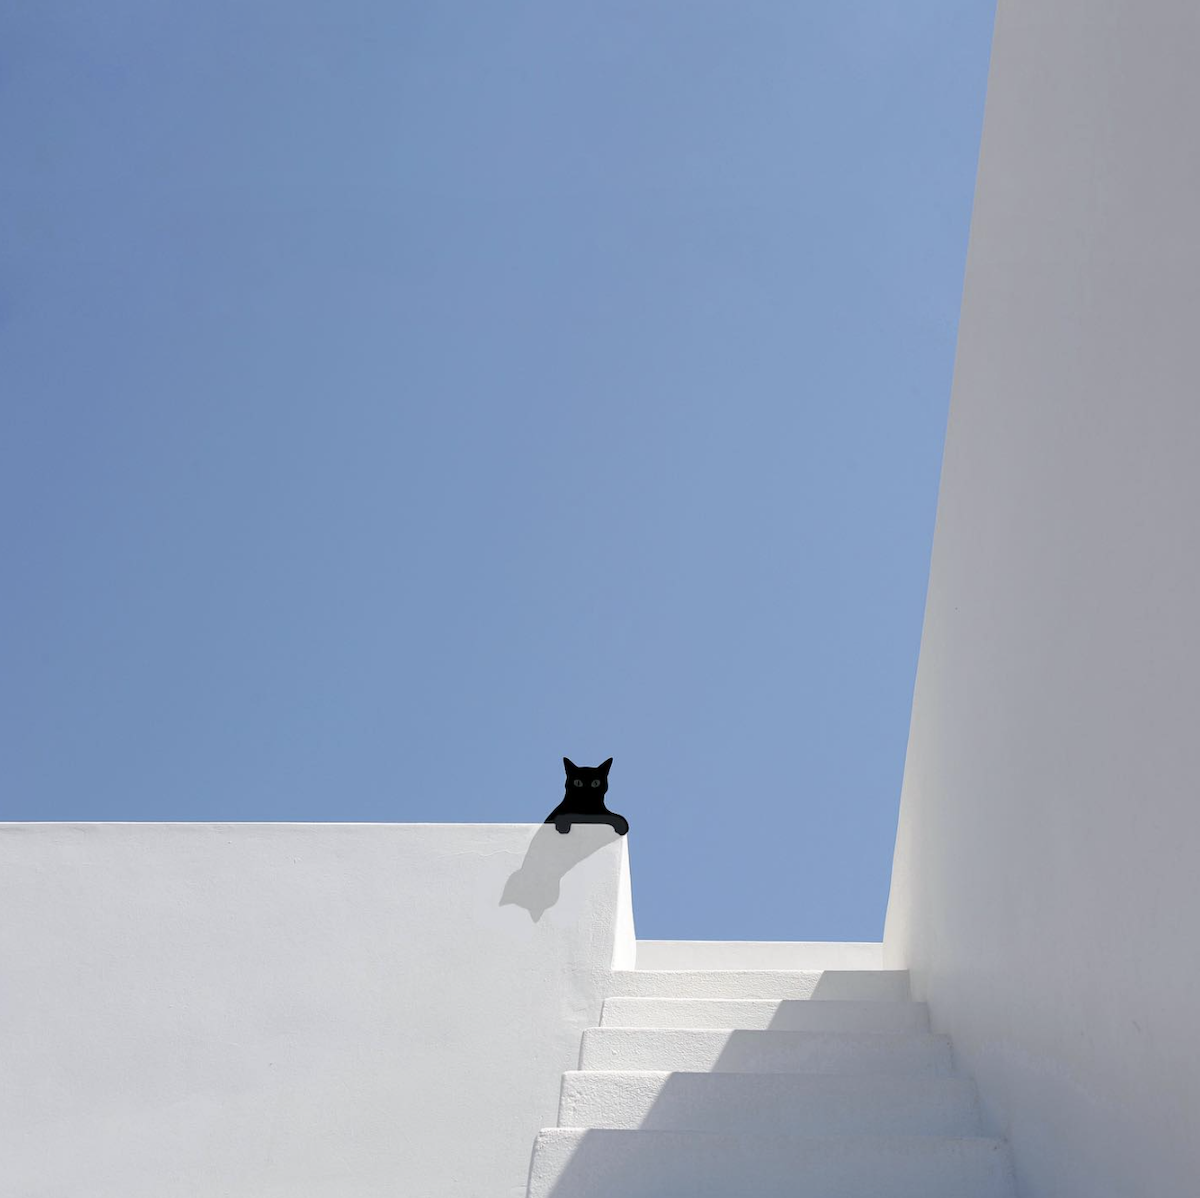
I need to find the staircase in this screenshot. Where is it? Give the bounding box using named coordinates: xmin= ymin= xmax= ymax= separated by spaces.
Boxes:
xmin=526 ymin=941 xmax=1015 ymax=1198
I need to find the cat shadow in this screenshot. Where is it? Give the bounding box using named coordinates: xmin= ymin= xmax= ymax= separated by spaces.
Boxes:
xmin=499 ymin=823 xmax=618 ymax=922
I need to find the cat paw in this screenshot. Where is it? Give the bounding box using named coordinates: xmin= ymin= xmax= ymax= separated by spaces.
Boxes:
xmin=611 ymin=815 xmax=629 ymax=836
xmin=554 ymin=818 xmax=572 ymax=834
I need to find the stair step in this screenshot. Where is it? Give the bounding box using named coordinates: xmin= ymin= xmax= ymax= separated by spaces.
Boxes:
xmin=579 ymin=1027 xmax=953 ymax=1074
xmin=600 ymin=996 xmax=930 ymax=1032
xmin=558 ymin=1071 xmax=981 ymax=1135
xmin=635 ymin=940 xmax=884 ymax=971
xmin=608 ymin=968 xmax=910 ymax=1001
xmin=527 ymin=1129 xmax=1015 ymax=1198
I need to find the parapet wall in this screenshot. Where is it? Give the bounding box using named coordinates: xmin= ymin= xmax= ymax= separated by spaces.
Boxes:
xmin=0 ymin=822 xmax=633 ymax=1198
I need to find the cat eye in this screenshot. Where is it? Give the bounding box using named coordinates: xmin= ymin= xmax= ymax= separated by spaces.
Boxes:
xmin=590 ymin=780 xmax=601 ymax=787
xmin=573 ymin=779 xmax=583 ymax=787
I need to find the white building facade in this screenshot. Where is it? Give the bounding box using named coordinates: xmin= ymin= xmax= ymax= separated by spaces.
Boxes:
xmin=5 ymin=1 xmax=1199 ymax=1194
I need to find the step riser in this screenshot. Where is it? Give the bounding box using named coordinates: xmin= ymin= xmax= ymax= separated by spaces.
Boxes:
xmin=635 ymin=940 xmax=884 ymax=971
xmin=600 ymin=997 xmax=931 ymax=1032
xmin=558 ymin=1072 xmax=982 ymax=1136
xmin=608 ymin=969 xmax=910 ymax=1001
xmin=579 ymin=1028 xmax=953 ymax=1075
xmin=527 ymin=1130 xmax=1015 ymax=1198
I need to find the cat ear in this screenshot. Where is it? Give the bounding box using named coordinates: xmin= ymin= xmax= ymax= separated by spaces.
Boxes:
xmin=599 ymin=757 xmax=613 ymax=775
xmin=563 ymin=757 xmax=577 ymax=773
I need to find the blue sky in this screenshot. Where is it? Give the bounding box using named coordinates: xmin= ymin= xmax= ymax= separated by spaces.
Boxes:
xmin=2 ymin=2 xmax=995 ymax=940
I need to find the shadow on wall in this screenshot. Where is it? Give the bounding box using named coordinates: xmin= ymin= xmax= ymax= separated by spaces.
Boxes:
xmin=500 ymin=823 xmax=619 ymax=922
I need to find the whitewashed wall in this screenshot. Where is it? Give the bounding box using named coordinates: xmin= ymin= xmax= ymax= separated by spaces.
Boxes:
xmin=884 ymin=2 xmax=1200 ymax=1196
xmin=0 ymin=823 xmax=633 ymax=1198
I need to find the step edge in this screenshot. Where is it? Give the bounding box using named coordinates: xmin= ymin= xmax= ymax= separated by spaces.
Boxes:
xmin=602 ymin=996 xmax=927 ymax=1003
xmin=613 ymin=968 xmax=909 ymax=975
xmin=535 ymin=1127 xmax=1005 ymax=1145
xmin=582 ymin=1027 xmax=950 ymax=1040
xmin=567 ymin=1072 xmax=961 ymax=1082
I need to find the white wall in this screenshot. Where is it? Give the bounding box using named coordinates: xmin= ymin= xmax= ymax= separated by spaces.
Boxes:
xmin=0 ymin=823 xmax=633 ymax=1198
xmin=884 ymin=2 xmax=1200 ymax=1196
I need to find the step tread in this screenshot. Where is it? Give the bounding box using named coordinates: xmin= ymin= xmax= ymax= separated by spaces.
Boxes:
xmin=528 ymin=1128 xmax=1015 ymax=1198
xmin=600 ymin=996 xmax=930 ymax=1031
xmin=579 ymin=1026 xmax=954 ymax=1074
xmin=558 ymin=1070 xmax=981 ymax=1135
xmin=608 ymin=968 xmax=910 ymax=1001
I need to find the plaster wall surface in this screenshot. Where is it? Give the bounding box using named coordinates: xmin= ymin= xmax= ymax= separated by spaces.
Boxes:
xmin=0 ymin=822 xmax=633 ymax=1198
xmin=884 ymin=2 xmax=1200 ymax=1196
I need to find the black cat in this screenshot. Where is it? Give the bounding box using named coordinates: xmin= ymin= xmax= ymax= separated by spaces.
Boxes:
xmin=544 ymin=757 xmax=628 ymax=836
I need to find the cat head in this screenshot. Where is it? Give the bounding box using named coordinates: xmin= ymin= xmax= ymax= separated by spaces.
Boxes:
xmin=563 ymin=756 xmax=612 ymax=795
